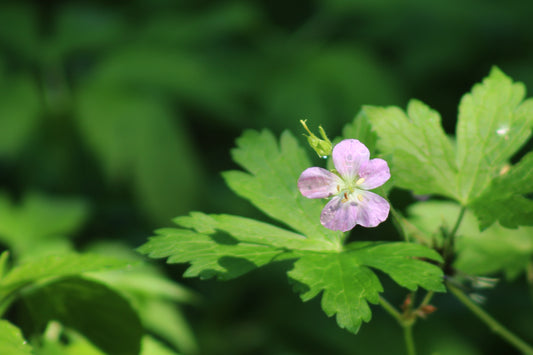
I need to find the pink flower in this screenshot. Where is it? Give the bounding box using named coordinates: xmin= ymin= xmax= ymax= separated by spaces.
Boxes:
xmin=298 ymin=139 xmax=391 ymax=232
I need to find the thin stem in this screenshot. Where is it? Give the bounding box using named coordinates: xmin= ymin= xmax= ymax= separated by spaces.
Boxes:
xmin=447 ymin=282 xmax=533 ymax=355
xmin=379 ymin=296 xmax=403 ymax=324
xmin=448 ymin=206 xmax=466 ymax=241
xmin=403 ymin=324 xmax=417 ymax=355
xmin=419 ymin=291 xmax=434 ymax=308
xmin=379 ymin=296 xmax=417 ymax=355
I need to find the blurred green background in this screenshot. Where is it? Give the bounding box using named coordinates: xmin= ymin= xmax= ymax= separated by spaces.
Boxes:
xmin=1 ymin=0 xmax=532 ymax=354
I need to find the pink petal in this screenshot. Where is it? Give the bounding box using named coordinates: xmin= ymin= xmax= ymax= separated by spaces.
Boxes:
xmin=358 ymin=158 xmax=391 ymax=190
xmin=332 ymin=139 xmax=370 ymax=180
xmin=353 ymin=191 xmax=390 ymax=227
xmin=298 ymin=167 xmax=342 ymax=199
xmin=320 ymin=195 xmax=358 ymax=232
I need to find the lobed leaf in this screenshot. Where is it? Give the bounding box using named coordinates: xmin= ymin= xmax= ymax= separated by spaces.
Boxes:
xmin=288 ymin=242 xmax=444 ymax=333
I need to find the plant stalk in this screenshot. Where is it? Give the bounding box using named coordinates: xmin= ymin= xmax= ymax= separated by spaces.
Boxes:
xmin=447 ymin=282 xmax=533 ymax=355
xmin=379 ymin=296 xmax=417 ymax=355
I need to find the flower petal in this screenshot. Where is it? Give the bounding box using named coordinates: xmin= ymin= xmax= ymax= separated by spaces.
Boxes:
xmin=320 ymin=195 xmax=358 ymax=232
xmin=298 ymin=167 xmax=342 ymax=199
xmin=352 ymin=191 xmax=390 ymax=227
xmin=358 ymin=158 xmax=391 ymax=190
xmin=332 ymin=139 xmax=369 ymax=180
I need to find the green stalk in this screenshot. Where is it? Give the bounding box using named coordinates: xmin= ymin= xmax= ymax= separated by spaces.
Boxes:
xmin=379 ymin=296 xmax=416 ymax=355
xmin=447 ymin=282 xmax=533 ymax=355
xmin=403 ymin=324 xmax=416 ymax=355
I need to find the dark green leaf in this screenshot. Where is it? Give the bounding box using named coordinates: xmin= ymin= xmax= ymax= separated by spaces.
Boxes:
xmin=22 ymin=276 xmax=143 ymax=355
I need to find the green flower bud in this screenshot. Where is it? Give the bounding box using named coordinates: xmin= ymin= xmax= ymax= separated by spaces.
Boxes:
xmin=300 ymin=120 xmax=332 ymax=158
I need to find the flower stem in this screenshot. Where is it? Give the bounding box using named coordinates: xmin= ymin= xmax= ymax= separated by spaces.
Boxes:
xmin=447 ymin=282 xmax=533 ymax=355
xmin=379 ymin=296 xmax=416 ymax=355
xmin=449 ymin=206 xmax=466 ymax=241
xmin=403 ymin=324 xmax=417 ymax=355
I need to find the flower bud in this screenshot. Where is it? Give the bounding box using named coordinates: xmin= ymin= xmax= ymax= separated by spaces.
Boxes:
xmin=300 ymin=120 xmax=332 ymax=158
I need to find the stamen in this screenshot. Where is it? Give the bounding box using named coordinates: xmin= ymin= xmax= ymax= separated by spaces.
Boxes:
xmin=356 ymin=177 xmax=365 ymax=185
xmin=342 ymin=192 xmax=349 ymax=202
xmin=357 ymin=194 xmax=364 ymax=202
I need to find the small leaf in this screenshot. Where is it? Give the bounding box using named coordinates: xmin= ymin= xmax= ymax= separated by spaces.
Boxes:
xmin=22 ymin=276 xmax=143 ymax=355
xmin=364 ymin=100 xmax=458 ymax=200
xmin=456 ymin=67 xmax=533 ymax=203
xmin=223 ymin=130 xmax=342 ymax=244
xmin=0 ymin=320 xmax=32 ymax=355
xmin=470 ymin=151 xmax=533 ymax=229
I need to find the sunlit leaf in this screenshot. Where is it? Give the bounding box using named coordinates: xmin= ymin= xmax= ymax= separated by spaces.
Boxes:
xmin=0 ymin=320 xmax=32 ymax=355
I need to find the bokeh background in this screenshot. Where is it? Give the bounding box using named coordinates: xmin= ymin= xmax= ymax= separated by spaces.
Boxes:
xmin=1 ymin=0 xmax=532 ymax=354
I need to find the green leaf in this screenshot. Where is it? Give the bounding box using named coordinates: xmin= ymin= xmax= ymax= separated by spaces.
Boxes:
xmin=22 ymin=276 xmax=143 ymax=355
xmin=223 ymin=130 xmax=342 ymax=244
xmin=456 ymin=67 xmax=533 ymax=203
xmin=0 ymin=253 xmax=134 ymax=293
xmin=470 ymin=151 xmax=533 ymax=229
xmin=0 ymin=320 xmax=32 ymax=355
xmin=363 ymin=99 xmax=458 ymax=200
xmin=288 ymin=242 xmax=444 ymax=333
xmin=287 ymin=251 xmax=382 ymax=333
xmin=140 ymin=211 xmax=444 ymax=333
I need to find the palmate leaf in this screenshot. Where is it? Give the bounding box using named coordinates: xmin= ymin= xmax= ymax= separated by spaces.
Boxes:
xmin=139 ymin=129 xmax=445 ymax=334
xmin=140 ymin=212 xmax=444 ymax=333
xmin=365 ymin=67 xmax=533 ymax=228
xmin=289 ymin=243 xmax=444 ymax=333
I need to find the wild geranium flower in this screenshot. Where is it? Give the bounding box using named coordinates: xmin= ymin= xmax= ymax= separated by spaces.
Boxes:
xmin=298 ymin=139 xmax=390 ymax=232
